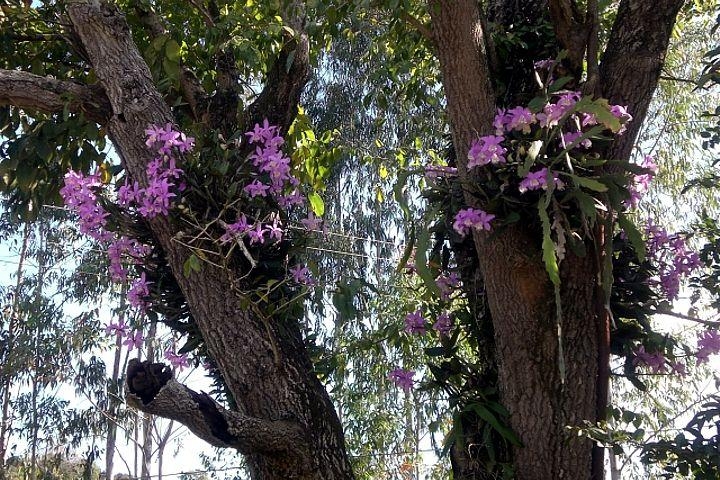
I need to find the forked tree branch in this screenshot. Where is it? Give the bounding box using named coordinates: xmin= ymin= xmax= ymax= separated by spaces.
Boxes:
xmin=239 ymin=6 xmax=310 ymax=141
xmin=548 ymin=0 xmax=589 ymax=77
xmin=599 ymin=0 xmax=686 ymax=161
xmin=126 ymin=360 xmax=310 ymax=457
xmin=0 ymin=69 xmax=111 ymax=124
xmin=133 ymin=3 xmax=209 ymax=122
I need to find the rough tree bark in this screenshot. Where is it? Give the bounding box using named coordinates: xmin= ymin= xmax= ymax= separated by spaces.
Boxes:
xmin=428 ymin=0 xmax=685 ymax=479
xmin=0 ymin=1 xmax=354 ymax=479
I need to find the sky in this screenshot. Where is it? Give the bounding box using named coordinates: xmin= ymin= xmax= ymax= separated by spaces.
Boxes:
xmin=0 ymin=217 xmax=241 ymax=479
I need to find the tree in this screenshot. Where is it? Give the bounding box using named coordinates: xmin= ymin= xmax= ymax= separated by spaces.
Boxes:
xmin=0 ymin=208 xmax=110 ymax=480
xmin=0 ymin=0 xmax=708 ymax=479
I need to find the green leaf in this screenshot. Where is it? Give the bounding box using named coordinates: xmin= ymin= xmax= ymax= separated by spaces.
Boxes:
xmin=165 ymin=39 xmax=181 ymax=62
xmin=571 ymin=175 xmax=608 ymax=192
xmin=396 ymin=223 xmax=416 ymax=273
xmin=424 ymin=346 xmax=446 ymax=357
xmin=539 ymin=200 xmax=560 ymax=285
xmin=618 ymin=213 xmax=646 ymax=261
xmin=414 ymin=221 xmax=441 ymax=297
xmin=15 ymin=160 xmax=38 ymax=192
xmin=570 ymin=190 xmax=598 ymax=224
xmin=379 ymin=163 xmax=388 ymax=179
xmin=393 ymin=169 xmax=413 ymax=220
xmin=212 ymin=160 xmax=229 ymax=176
xmin=183 ymin=254 xmax=202 ymax=277
xmin=178 ymin=335 xmax=202 ymax=354
xmin=162 ymin=57 xmax=180 ymax=82
xmin=332 ymin=283 xmax=359 ymax=324
xmin=308 ymin=191 xmax=325 ymax=216
xmin=548 ymin=76 xmax=574 ymax=93
xmin=469 ymin=404 xmax=522 ymax=446
xmin=581 ymin=158 xmax=607 ymax=168
xmin=527 ymin=95 xmax=547 ymax=113
xmin=151 ymin=35 xmax=167 ymax=52
xmin=582 ymin=99 xmax=621 ymax=132
xmin=0 ymin=155 xmax=19 ymax=177
xmin=503 ymin=211 xmax=521 ymax=224
xmin=99 ymin=162 xmax=112 ymax=184
xmin=554 ymin=125 xmax=605 ymax=161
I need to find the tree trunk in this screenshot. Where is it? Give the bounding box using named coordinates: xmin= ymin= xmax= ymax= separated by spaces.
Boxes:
xmin=30 ymin=226 xmax=48 ymax=480
xmin=0 ymin=223 xmax=31 ymax=475
xmin=59 ymin=2 xmax=354 ymax=479
xmin=104 ymin=307 xmax=124 ymax=480
xmin=429 ymin=0 xmax=685 ymax=478
xmin=156 ymin=420 xmax=173 ymax=480
xmin=141 ymin=323 xmax=157 ymax=480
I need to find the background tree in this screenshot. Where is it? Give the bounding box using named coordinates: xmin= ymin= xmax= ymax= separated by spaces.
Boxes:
xmin=0 ymin=209 xmax=108 ymax=479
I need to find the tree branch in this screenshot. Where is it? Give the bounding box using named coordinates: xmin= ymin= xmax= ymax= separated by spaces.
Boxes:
xmin=428 ymin=0 xmax=495 ymax=173
xmin=548 ymin=0 xmax=589 ymax=77
xmin=583 ymin=0 xmax=600 ymax=95
xmin=126 ymin=360 xmax=311 ymax=458
xmin=599 ymin=0 xmax=686 ymax=161
xmin=400 ymin=11 xmax=434 ymax=43
xmin=652 ymin=308 xmax=720 ymax=328
xmin=239 ymin=8 xmax=310 ymax=140
xmin=659 ymin=73 xmax=698 ymax=85
xmin=133 ymin=3 xmax=209 ymax=122
xmin=188 ymin=0 xmax=215 ymax=28
xmin=0 ymin=69 xmax=110 ymax=124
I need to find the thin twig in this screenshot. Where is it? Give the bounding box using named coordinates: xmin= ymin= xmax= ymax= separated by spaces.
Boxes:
xmin=659 ymin=74 xmax=698 ymax=85
xmin=652 ymin=308 xmax=720 ymax=328
xmin=188 ymin=0 xmax=215 ymax=28
xmin=400 ymin=12 xmax=433 ymax=43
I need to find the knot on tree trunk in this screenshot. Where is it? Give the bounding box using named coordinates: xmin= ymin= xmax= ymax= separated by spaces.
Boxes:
xmin=126 ymin=359 xmax=173 ymax=404
xmin=124 ymin=359 xmax=315 ymax=477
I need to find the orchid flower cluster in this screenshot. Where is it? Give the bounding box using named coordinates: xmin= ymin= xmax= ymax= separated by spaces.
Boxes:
xmin=219 ymin=119 xmax=319 ymax=286
xmin=630 ymin=222 xmax=714 ymax=374
xmin=645 ymin=222 xmax=703 ymax=301
xmin=61 ymin=123 xmax=193 ymax=370
xmin=117 ymin=124 xmax=190 ymax=217
xmin=632 ymin=345 xmax=686 ymax=375
xmin=626 ymin=155 xmax=658 ymax=208
xmin=436 ymin=272 xmax=461 ymax=301
xmin=632 ymin=327 xmax=720 ymax=375
xmin=418 ymin=80 xmax=714 ymax=387
xmin=388 ymin=368 xmax=415 ymax=392
xmin=388 ymin=273 xmax=459 ymax=391
xmin=426 ymin=88 xmax=640 ymax=244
